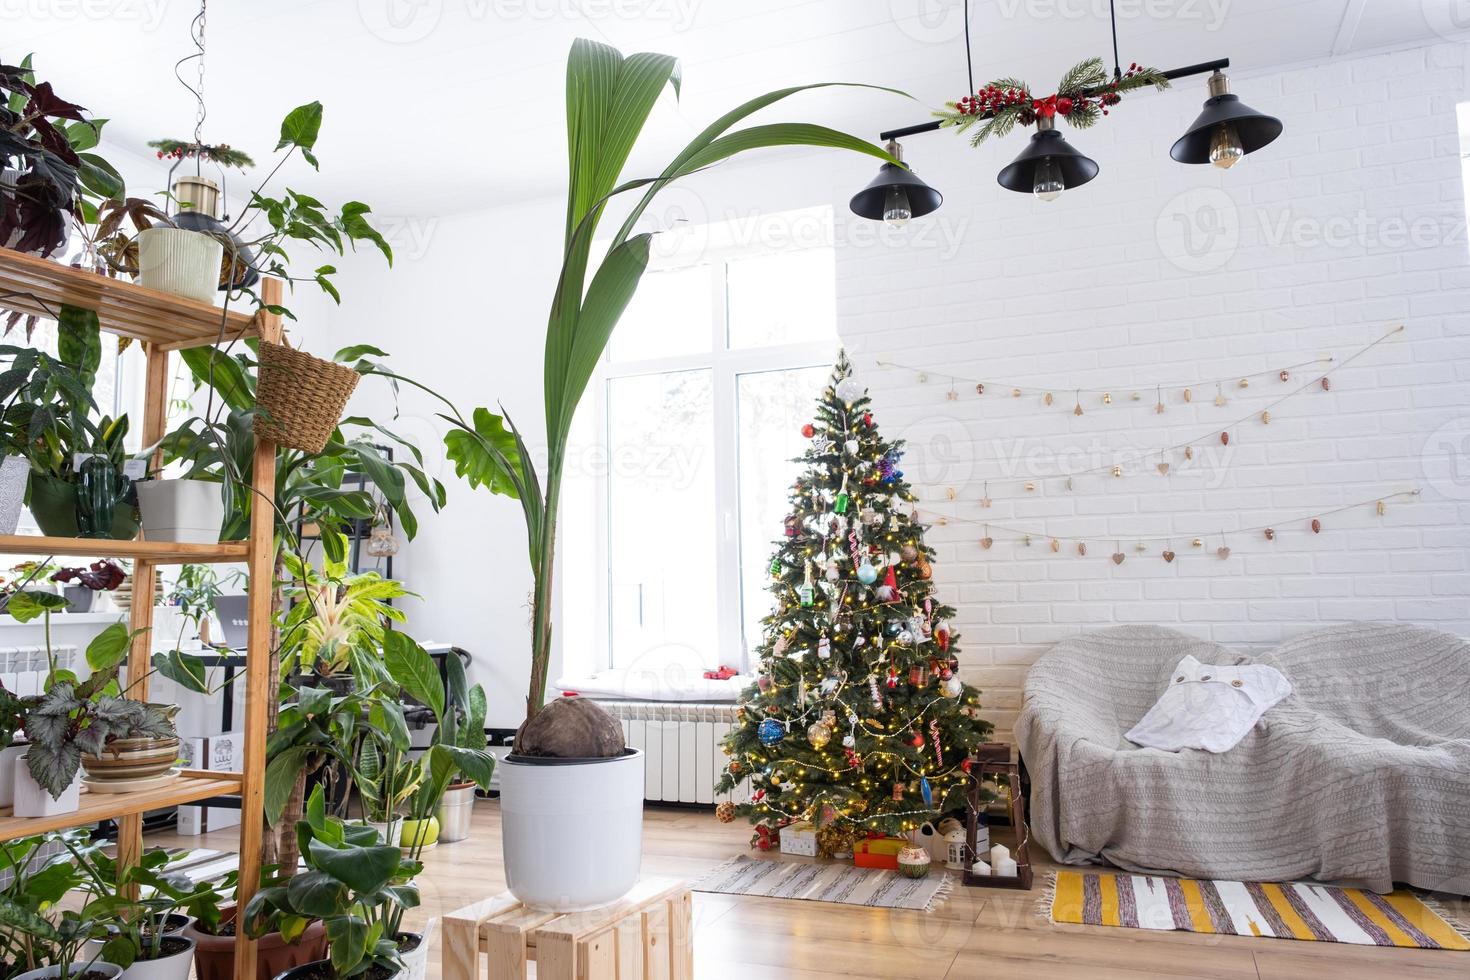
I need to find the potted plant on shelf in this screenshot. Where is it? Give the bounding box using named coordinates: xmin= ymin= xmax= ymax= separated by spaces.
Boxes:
xmin=0 ymin=55 xmax=125 ymax=267
xmin=134 ymin=466 xmax=226 ymax=544
xmin=50 ymin=559 xmax=125 ymax=613
xmin=0 ymin=831 xmax=126 ymax=979
xmin=180 ymin=868 xmax=328 ymax=980
xmin=276 ymin=556 xmax=411 ymax=695
xmin=244 ymin=785 xmax=419 ymax=980
xmin=437 ymin=38 xmax=903 ymax=911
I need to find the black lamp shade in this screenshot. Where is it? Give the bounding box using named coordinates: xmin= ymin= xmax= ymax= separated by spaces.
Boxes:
xmin=996 ymin=128 xmax=1099 ymax=194
xmin=850 ymin=162 xmax=943 ymax=220
xmin=1170 ymin=93 xmax=1282 ymax=163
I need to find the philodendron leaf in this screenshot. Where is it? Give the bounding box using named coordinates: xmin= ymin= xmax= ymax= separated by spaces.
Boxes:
xmin=307 ymin=838 xmax=400 ymax=895
xmin=326 ymin=914 xmax=369 ymax=977
xmin=151 ymin=650 xmax=210 ymax=695
xmin=278 ymin=102 xmax=324 ymax=158
xmin=442 ymin=407 xmax=524 ymax=500
xmin=285 ymin=869 xmax=348 ymax=918
xmin=382 ymin=630 xmax=443 ymax=724
xmin=85 ymin=622 xmax=132 ymax=674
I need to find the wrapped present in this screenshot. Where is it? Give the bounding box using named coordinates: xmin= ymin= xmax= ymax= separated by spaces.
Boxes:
xmin=853 ymin=836 xmax=907 ymax=870
xmin=779 ymin=821 xmax=819 ymax=857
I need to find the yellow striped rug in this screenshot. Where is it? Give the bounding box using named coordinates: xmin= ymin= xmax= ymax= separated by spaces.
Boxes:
xmin=1049 ymin=870 xmax=1470 ymax=950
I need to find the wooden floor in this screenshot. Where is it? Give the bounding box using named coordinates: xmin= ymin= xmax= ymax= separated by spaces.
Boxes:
xmin=151 ymin=804 xmax=1470 ymax=979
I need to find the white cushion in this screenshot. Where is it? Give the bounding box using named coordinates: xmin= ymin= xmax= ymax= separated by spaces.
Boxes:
xmin=1125 ymin=655 xmax=1292 ymax=753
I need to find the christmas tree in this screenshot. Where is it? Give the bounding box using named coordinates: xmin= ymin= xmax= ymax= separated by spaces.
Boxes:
xmin=716 ymin=352 xmax=993 ymax=846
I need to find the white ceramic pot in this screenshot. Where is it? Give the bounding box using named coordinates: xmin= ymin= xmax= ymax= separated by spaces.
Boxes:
xmin=13 ymin=751 xmax=81 ymax=817
xmin=136 ymin=227 xmax=222 ymax=304
xmin=361 ymin=818 xmax=402 ymax=847
xmin=12 ymin=964 xmax=123 ymax=980
xmin=0 ymin=455 xmax=28 ymax=534
xmin=117 ymin=936 xmax=194 ymax=980
xmin=0 ymin=742 xmax=26 ymax=808
xmin=398 ymin=920 xmax=434 ymax=980
xmin=135 ymin=479 xmax=225 ymax=544
xmin=499 ymin=749 xmax=644 ymax=911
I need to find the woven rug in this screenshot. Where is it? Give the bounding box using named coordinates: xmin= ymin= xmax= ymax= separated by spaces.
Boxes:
xmin=1048 ymin=870 xmax=1470 ymax=950
xmin=693 ymin=855 xmax=952 ymax=912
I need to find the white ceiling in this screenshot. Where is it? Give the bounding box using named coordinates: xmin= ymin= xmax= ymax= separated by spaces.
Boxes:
xmin=11 ymin=0 xmax=1460 ymax=215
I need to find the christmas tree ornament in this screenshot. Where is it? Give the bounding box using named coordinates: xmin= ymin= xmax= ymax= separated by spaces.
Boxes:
xmin=819 ymin=672 xmax=843 ymax=696
xmin=801 ymin=423 xmax=815 ymax=438
xmin=911 ymin=732 xmax=925 ymax=748
xmin=886 ymin=668 xmax=899 ymax=689
xmin=892 ymin=780 xmax=905 ymax=801
xmin=900 ymin=542 xmax=919 ymax=561
xmin=853 ymin=634 xmax=866 ymax=648
xmin=798 ymin=562 xmax=815 ymax=608
xmin=774 ymin=635 xmax=789 ymax=657
xmin=1162 ymin=548 xmax=1176 ymax=563
xmin=817 ymin=636 xmax=831 ymax=660
xmin=758 ymin=718 xmax=786 ymax=746
xmin=936 ymin=621 xmax=951 ymax=650
xmin=877 ymin=566 xmax=899 ymax=602
xmin=825 ymin=561 xmax=841 ymax=583
xmin=1311 ymin=518 xmax=1321 ymax=533
xmin=980 ymin=534 xmax=993 ymax=550
xmin=835 ymin=376 xmax=866 ymax=404
xmin=917 ymin=556 xmax=933 ymax=580
xmin=1265 ymin=527 xmax=1276 ymax=540
xmin=1157 ymin=460 xmax=1170 ymax=475
xmin=869 ymin=676 xmax=884 ymax=708
xmin=920 ymin=776 xmax=934 ymax=806
xmin=757 ymin=674 xmax=772 ymax=692
xmin=770 ymin=557 xmax=782 ymax=578
xmin=835 ymin=474 xmax=850 ymax=514
xmin=860 ymin=505 xmax=878 ymax=525
xmin=898 ymin=845 xmax=932 ymax=879
xmin=844 ymin=438 xmax=859 ymax=456
xmin=897 ymin=629 xmax=915 ymax=646
xmin=856 ymin=561 xmax=878 ymax=585
xmin=863 ymin=411 xmax=873 ymax=427
xmin=1112 ymin=550 xmax=1125 ymax=565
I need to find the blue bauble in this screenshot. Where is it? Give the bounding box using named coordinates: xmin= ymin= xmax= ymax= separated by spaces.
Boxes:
xmin=920 ymin=777 xmax=933 ymax=806
xmin=758 ymin=718 xmax=786 ymax=746
xmin=857 ymin=562 xmax=878 ymax=585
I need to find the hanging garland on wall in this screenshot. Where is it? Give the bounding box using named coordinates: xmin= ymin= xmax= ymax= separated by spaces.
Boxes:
xmin=938 ymin=58 xmax=1169 ymax=146
xmin=882 ymin=324 xmax=1404 ymax=502
xmin=918 ymin=489 xmax=1420 ymax=565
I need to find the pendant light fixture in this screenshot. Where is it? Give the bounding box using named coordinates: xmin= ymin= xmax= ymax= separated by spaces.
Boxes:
xmin=995 ymin=114 xmax=1098 ymax=200
xmin=1169 ymin=69 xmax=1283 ymax=168
xmin=848 ymin=139 xmax=944 ymax=226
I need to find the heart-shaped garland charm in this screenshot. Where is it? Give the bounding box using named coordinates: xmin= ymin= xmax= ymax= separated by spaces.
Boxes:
xmin=980 ymin=537 xmax=993 ymax=550
xmin=1111 ymin=552 xmax=1125 ymax=565
xmin=1162 ymin=550 xmax=1176 ymax=563
xmin=1264 ymin=527 xmax=1276 ymax=540
xmin=1217 ymin=546 xmax=1231 ymax=559
xmin=1157 ymin=462 xmax=1170 ymax=475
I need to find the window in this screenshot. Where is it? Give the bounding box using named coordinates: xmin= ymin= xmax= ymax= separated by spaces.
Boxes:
xmin=563 ymin=207 xmax=839 ymax=674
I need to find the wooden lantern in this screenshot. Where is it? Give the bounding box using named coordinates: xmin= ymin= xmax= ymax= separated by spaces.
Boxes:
xmin=963 ymin=743 xmax=1033 ymax=889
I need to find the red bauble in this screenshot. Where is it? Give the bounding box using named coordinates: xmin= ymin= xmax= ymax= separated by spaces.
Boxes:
xmin=1056 ymin=96 xmax=1074 ymax=115
xmin=910 ymin=733 xmax=925 ymax=748
xmin=801 ymin=423 xmax=815 ymax=438
xmin=960 ymin=759 xmax=973 ymax=773
xmin=863 ymin=412 xmax=873 ymax=426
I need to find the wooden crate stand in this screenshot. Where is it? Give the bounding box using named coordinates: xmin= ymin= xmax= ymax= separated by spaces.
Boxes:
xmin=444 ymin=876 xmax=693 ymax=980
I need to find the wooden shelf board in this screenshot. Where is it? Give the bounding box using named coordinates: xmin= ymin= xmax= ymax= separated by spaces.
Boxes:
xmin=0 ymin=770 xmax=243 ymax=841
xmin=0 ymin=248 xmax=257 ymax=351
xmin=0 ymin=535 xmax=250 ymax=563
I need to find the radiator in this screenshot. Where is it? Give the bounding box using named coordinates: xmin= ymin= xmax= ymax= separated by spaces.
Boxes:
xmin=0 ymin=644 xmax=77 ymax=696
xmin=591 ymin=700 xmax=747 ymax=806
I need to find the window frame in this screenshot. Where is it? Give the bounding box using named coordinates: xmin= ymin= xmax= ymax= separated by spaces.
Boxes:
xmin=575 ymin=214 xmax=838 ymax=674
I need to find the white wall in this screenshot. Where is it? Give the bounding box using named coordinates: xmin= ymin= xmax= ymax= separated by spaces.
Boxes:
xmin=313 ymin=41 xmax=1470 ymax=737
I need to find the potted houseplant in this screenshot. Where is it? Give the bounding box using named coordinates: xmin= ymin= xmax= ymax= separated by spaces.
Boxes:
xmin=244 ymin=786 xmax=418 ymax=980
xmin=180 ymin=868 xmax=328 ymax=980
xmin=276 ymin=556 xmax=411 ymax=695
xmin=134 ymin=470 xmax=226 ymax=544
xmin=0 ymin=55 xmax=125 ymax=267
xmin=50 ymin=559 xmax=125 ymax=613
xmin=5 ymin=305 xmax=140 ymax=539
xmin=0 ymin=341 xmax=98 ymax=536
xmin=0 ymin=831 xmax=124 ymax=978
xmin=437 ymin=38 xmax=903 ymax=910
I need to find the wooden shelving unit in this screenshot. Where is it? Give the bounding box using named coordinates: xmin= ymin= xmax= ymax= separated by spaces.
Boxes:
xmin=0 ymin=253 xmax=278 ymax=980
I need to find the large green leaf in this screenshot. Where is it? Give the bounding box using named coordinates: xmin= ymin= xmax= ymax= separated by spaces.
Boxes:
xmin=85 ymin=622 xmax=132 ymax=674
xmin=151 ymin=650 xmax=211 ymax=694
xmin=264 ymin=745 xmax=311 ymax=825
xmin=326 ymin=915 xmax=369 ymax=976
xmin=382 ymin=631 xmax=443 ymax=724
xmin=6 ymin=589 xmax=68 ymax=623
xmin=180 ymin=347 xmax=255 ymax=412
xmin=443 ymin=407 xmax=524 ymax=500
xmin=285 ymin=869 xmax=347 ymax=918
xmin=307 ymin=839 xmax=400 ymax=895
xmin=277 ymin=101 xmax=324 ymax=167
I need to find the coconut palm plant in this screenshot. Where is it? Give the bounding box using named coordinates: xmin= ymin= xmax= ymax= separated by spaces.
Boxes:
xmin=440 ymin=38 xmax=903 ymax=735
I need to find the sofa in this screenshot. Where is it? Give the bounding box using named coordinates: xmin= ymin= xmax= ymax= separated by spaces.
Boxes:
xmin=1016 ymin=622 xmax=1470 ymax=894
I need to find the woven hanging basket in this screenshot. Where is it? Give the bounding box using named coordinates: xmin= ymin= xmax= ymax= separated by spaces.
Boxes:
xmin=253 ymin=341 xmax=360 ymax=453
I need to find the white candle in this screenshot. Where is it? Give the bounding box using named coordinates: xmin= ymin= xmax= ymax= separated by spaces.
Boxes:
xmin=969 ymin=859 xmax=992 ymax=876
xmin=989 ymin=843 xmax=1010 ymax=867
xmin=997 ymin=857 xmax=1018 ymax=877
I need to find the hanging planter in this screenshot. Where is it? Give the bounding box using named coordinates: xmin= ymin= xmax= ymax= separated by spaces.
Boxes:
xmin=253 ymin=341 xmax=360 ymax=453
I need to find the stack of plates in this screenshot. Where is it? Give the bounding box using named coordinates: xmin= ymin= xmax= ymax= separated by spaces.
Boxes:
xmin=81 ymin=736 xmax=182 ymax=792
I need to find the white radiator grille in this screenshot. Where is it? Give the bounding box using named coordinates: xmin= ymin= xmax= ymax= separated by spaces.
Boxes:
xmin=592 ymin=700 xmax=749 ymax=806
xmin=0 ymin=644 xmax=77 ymax=696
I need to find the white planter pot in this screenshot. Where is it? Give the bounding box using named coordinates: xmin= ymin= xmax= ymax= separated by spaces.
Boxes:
xmin=359 ymin=818 xmax=402 ymax=846
xmin=398 ymin=921 xmax=434 ymax=980
xmin=0 ymin=455 xmax=28 ymax=534
xmin=135 ymin=479 xmax=225 ymax=544
xmin=136 ymin=227 xmax=222 ymax=304
xmin=0 ymin=742 xmax=27 ymax=808
xmin=13 ymin=964 xmax=123 ymax=980
xmin=13 ymin=751 xmax=81 ymax=817
xmin=117 ymin=937 xmax=195 ymax=980
xmin=499 ymin=749 xmax=644 ymax=911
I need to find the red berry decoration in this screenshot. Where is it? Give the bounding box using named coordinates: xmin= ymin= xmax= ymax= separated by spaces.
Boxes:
xmin=1056 ymin=96 xmax=1073 ymax=115
xmin=801 ymin=423 xmax=815 ymax=438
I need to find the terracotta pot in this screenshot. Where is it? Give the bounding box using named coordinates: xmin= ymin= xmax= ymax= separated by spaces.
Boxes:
xmin=184 ymin=906 xmax=327 ymax=980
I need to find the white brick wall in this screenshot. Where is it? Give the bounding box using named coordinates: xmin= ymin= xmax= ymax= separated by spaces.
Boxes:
xmin=831 ymin=42 xmax=1470 ymax=740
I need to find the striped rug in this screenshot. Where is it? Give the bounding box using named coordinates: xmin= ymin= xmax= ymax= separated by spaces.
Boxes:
xmin=1049 ymin=870 xmax=1470 ymax=950
xmin=693 ymin=855 xmax=952 ymax=912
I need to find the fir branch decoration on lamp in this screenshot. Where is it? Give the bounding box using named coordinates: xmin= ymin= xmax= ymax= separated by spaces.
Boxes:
xmin=715 ymin=353 xmax=993 ymax=841
xmin=437 ymin=38 xmax=906 ymax=911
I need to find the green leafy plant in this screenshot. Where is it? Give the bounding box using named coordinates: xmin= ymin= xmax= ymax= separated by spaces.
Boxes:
xmin=244 ymin=785 xmax=419 ymax=978
xmin=73 ymin=845 xmax=224 ymax=965
xmin=0 ymin=831 xmax=114 ymax=977
xmin=277 ymin=556 xmax=411 ymax=684
xmin=439 ymin=38 xmax=901 ymax=734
